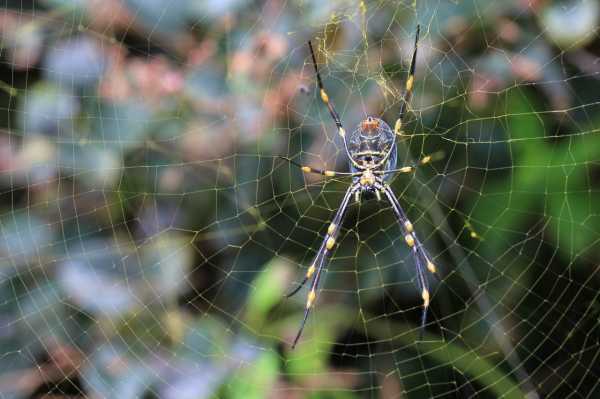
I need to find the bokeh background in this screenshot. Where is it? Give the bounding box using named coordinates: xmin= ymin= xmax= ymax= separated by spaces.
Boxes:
xmin=0 ymin=0 xmax=599 ymax=398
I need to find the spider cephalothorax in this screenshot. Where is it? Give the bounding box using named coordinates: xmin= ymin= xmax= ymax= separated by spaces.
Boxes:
xmin=282 ymin=24 xmax=440 ymax=349
xmin=361 ymin=116 xmax=380 ymax=132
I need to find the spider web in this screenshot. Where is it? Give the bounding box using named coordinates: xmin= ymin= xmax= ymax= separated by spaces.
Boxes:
xmin=0 ymin=0 xmax=599 ymax=398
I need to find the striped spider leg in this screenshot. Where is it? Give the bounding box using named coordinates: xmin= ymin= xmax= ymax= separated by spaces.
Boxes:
xmin=286 ymin=183 xmax=359 ymax=348
xmin=379 ymin=182 xmax=438 ymax=334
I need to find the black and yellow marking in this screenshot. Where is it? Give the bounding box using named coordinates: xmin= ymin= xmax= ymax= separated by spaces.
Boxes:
xmin=422 ymin=288 xmax=430 ymax=308
xmin=426 ymin=260 xmax=437 ymax=274
xmin=394 ymin=24 xmax=420 ymax=136
xmin=320 ymin=89 xmax=329 ymax=103
xmin=326 ymin=236 xmax=336 ymax=250
xmin=306 ymin=289 xmax=317 ymax=309
xmin=327 ymin=223 xmax=337 ymax=235
xmin=299 ymin=165 xmax=334 ymax=176
xmin=405 ymin=75 xmax=415 ymax=93
xmin=279 ymin=156 xmax=350 ymax=178
xmin=288 ymin=185 xmax=359 ymax=348
xmin=394 ymin=119 xmax=403 ymax=136
xmin=376 ymin=151 xmax=445 ymax=178
xmin=308 ymin=41 xmax=344 ymax=133
xmin=307 ymin=40 xmax=361 ymax=169
xmin=381 ymin=182 xmax=436 ymax=338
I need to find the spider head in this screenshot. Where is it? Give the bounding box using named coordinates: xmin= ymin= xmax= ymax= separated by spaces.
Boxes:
xmin=360 ymin=116 xmax=380 ymax=135
xmin=359 ymin=169 xmax=376 ymax=187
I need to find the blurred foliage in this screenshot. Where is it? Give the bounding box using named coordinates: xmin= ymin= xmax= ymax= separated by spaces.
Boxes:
xmin=0 ymin=0 xmax=599 ymax=398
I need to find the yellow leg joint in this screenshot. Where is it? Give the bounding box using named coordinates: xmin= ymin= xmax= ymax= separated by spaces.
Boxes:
xmin=375 ymin=190 xmax=382 ymax=201
xmin=306 ymin=264 xmax=316 ymax=278
xmin=324 ymin=170 xmax=336 ymax=177
xmin=399 ymin=166 xmax=413 ymax=174
xmin=307 ymin=289 xmax=316 ymax=308
xmin=326 ymin=237 xmax=336 ymax=250
xmin=426 ymin=260 xmax=437 ymax=274
xmin=404 ymin=220 xmax=414 ymax=233
xmin=394 ymin=119 xmax=402 ymax=135
xmin=354 ymin=191 xmax=360 ymax=203
xmin=301 ymin=166 xmax=311 ymax=173
xmin=320 ymin=89 xmax=329 ymax=103
xmin=421 ymin=155 xmax=431 ymax=165
xmin=338 ymin=127 xmax=346 ymax=137
xmin=327 ymin=223 xmax=336 ymax=236
xmin=404 ymin=234 xmax=415 ymax=247
xmin=406 ymin=75 xmax=414 ymax=92
xmin=422 ymin=288 xmax=430 ymax=308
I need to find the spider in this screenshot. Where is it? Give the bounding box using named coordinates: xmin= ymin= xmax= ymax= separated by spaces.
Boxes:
xmin=283 ymin=25 xmax=440 ymax=348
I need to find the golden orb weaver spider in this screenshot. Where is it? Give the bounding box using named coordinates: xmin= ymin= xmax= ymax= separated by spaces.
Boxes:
xmin=283 ymin=25 xmax=440 ymax=348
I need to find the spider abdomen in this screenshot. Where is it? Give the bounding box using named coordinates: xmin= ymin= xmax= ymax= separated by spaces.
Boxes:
xmin=349 ymin=117 xmax=397 ymax=174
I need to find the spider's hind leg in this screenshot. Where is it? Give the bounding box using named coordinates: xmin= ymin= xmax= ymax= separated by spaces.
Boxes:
xmin=287 ymin=184 xmax=359 ymax=348
xmin=380 ymin=183 xmax=439 ymax=336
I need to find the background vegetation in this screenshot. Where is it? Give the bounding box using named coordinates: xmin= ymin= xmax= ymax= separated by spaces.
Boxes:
xmin=0 ymin=0 xmax=598 ymax=398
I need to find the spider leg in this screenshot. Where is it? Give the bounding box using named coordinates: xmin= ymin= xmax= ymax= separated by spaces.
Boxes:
xmin=394 ymin=25 xmax=420 ymax=136
xmin=289 ymin=183 xmax=359 ymax=348
xmin=286 ymin=182 xmax=358 ymax=299
xmin=278 ymin=156 xmax=359 ymax=178
xmin=376 ymin=150 xmax=445 ymax=176
xmin=285 ymin=236 xmax=326 ymax=298
xmin=308 ymin=41 xmax=358 ymax=167
xmin=380 ymin=183 xmax=437 ymax=336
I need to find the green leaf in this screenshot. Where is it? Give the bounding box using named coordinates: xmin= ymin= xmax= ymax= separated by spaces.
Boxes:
xmin=470 ymin=88 xmax=549 ymax=251
xmin=245 ymin=258 xmax=288 ymax=330
xmin=505 ymin=87 xmax=547 ymax=168
xmin=224 ymin=351 xmax=279 ymax=399
xmin=285 ymin=307 xmax=355 ymax=377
